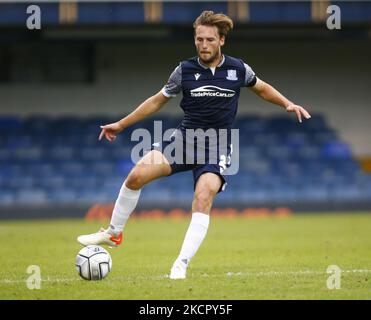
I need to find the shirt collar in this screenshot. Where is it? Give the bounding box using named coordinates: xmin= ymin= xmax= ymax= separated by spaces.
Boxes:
xmin=197 ymin=54 xmax=225 ymax=69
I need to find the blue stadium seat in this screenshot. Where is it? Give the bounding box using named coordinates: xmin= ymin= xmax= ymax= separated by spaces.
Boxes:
xmin=295 ymin=145 xmax=320 ymax=160
xmin=48 ymin=146 xmax=76 ymax=161
xmin=0 ymin=190 xmax=16 ymax=205
xmin=48 ymin=189 xmax=78 ymax=203
xmin=299 ymin=185 xmax=329 ymax=202
xmin=16 ymin=189 xmax=48 ymax=204
xmin=321 ymin=141 xmax=352 ymax=159
xmin=0 ymin=116 xmax=22 ymax=131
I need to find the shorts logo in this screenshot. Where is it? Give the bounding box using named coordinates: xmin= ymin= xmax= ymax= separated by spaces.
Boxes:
xmin=190 ymin=85 xmax=235 ymax=98
xmin=226 ymin=69 xmax=238 ymax=81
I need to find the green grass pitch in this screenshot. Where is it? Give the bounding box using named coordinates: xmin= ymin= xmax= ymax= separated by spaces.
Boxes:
xmin=1 ymin=213 xmax=370 ymax=300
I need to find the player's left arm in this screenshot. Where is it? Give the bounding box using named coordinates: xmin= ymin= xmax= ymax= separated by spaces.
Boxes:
xmin=249 ymin=78 xmax=311 ymax=123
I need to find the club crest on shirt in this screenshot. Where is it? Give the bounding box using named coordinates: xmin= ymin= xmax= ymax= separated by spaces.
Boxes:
xmin=226 ymin=69 xmax=238 ymax=81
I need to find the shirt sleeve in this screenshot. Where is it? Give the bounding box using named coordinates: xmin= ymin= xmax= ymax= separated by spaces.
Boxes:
xmin=161 ymin=64 xmax=182 ymax=97
xmin=243 ymin=62 xmax=257 ymax=87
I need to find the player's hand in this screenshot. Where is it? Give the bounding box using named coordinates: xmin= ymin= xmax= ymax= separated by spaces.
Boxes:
xmin=285 ymin=104 xmax=311 ymax=123
xmin=98 ymin=122 xmax=124 ymax=142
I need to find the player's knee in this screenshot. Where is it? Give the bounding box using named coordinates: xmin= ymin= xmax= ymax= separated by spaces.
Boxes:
xmin=193 ymin=189 xmax=216 ymax=212
xmin=125 ymin=170 xmax=145 ymax=190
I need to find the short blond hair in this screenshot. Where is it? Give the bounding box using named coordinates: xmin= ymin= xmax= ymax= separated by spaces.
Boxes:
xmin=193 ymin=11 xmax=234 ymax=38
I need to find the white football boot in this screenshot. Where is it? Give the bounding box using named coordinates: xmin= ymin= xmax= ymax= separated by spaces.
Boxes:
xmin=169 ymin=258 xmax=188 ymax=280
xmin=77 ymin=228 xmax=122 ymax=247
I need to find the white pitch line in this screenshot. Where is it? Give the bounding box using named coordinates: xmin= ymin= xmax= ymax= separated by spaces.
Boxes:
xmin=1 ymin=269 xmax=370 ymax=284
xmin=0 ymin=278 xmax=79 ymax=284
xmin=0 ymin=274 xmax=169 ymax=284
xmin=230 ymin=269 xmax=371 ymax=275
xmin=225 ymin=269 xmax=371 ymax=277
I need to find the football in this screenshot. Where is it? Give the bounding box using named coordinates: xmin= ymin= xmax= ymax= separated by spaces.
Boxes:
xmin=75 ymin=245 xmax=112 ymax=280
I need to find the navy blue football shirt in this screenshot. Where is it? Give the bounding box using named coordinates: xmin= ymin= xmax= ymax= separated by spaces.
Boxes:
xmin=161 ymin=54 xmax=257 ymax=130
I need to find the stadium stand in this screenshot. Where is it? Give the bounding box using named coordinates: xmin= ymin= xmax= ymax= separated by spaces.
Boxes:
xmin=1 ymin=114 xmax=371 ymax=212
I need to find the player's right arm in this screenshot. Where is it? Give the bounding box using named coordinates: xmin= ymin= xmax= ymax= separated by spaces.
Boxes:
xmin=99 ymin=90 xmax=170 ymax=142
